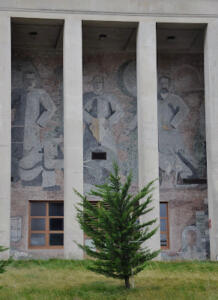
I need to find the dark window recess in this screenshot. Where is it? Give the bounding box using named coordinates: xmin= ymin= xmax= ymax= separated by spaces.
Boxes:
xmin=167 ymin=35 xmax=176 ymax=40
xmin=99 ymin=34 xmax=107 ymax=40
xmin=182 ymin=178 xmax=207 ymax=185
xmin=29 ymin=31 xmax=38 ymax=36
xmin=50 ymin=233 xmax=64 ymax=246
xmin=50 ymin=218 xmax=64 ymax=231
xmin=49 ymin=202 xmax=64 ymax=216
xmin=92 ymin=152 xmax=107 ymax=160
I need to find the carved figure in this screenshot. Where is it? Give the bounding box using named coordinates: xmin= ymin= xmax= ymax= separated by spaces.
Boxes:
xmin=158 ymin=75 xmax=198 ymax=184
xmin=17 ymin=65 xmax=63 ymax=189
xmin=83 ymin=75 xmax=124 ymax=193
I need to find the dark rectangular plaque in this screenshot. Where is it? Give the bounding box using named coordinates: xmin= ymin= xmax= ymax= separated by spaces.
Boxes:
xmin=182 ymin=178 xmax=207 ymax=185
xmin=92 ymin=152 xmax=107 ymax=160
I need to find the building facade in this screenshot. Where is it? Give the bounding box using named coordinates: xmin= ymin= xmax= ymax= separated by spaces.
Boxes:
xmin=0 ymin=0 xmax=218 ymax=260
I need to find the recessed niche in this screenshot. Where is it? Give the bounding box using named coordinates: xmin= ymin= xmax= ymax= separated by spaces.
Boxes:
xmin=92 ymin=152 xmax=107 ymax=160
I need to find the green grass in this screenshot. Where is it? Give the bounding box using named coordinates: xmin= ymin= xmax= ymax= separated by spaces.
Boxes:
xmin=0 ymin=259 xmax=218 ymax=300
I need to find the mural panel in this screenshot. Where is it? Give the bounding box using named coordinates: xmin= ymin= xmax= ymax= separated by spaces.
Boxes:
xmin=11 ymin=50 xmax=63 ymax=257
xmin=158 ymin=54 xmax=209 ymax=260
xmin=158 ymin=62 xmax=206 ymax=188
xmin=83 ymin=55 xmax=138 ymax=195
xmin=12 ymin=57 xmax=63 ymax=192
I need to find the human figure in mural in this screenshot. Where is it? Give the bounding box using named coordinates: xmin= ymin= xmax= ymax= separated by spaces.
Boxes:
xmin=84 ymin=75 xmax=123 ymax=150
xmin=158 ymin=75 xmax=199 ymax=185
xmin=11 ymin=63 xmax=63 ymax=190
xmin=117 ymin=60 xmax=137 ymax=133
xmin=83 ymin=75 xmax=124 ymax=192
xmin=181 ymin=226 xmax=205 ymax=260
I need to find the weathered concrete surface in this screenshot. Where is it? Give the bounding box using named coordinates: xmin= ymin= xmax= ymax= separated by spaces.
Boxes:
xmin=137 ymin=22 xmax=160 ymax=256
xmin=1 ymin=0 xmax=218 ymax=17
xmin=63 ymin=18 xmax=83 ymax=259
xmin=204 ymin=22 xmax=218 ymax=261
xmin=0 ymin=16 xmax=11 ymax=259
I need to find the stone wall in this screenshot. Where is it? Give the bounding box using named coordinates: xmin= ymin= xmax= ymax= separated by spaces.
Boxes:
xmin=11 ymin=49 xmax=63 ymax=258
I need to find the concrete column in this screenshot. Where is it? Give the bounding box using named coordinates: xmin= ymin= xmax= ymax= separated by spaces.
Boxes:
xmin=137 ymin=21 xmax=160 ymax=255
xmin=204 ymin=22 xmax=218 ymax=261
xmin=0 ymin=16 xmax=11 ymax=259
xmin=64 ymin=17 xmax=83 ymax=259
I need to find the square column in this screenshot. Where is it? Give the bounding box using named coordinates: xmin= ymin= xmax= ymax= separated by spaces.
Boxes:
xmin=64 ymin=17 xmax=83 ymax=259
xmin=0 ymin=16 xmax=11 ymax=258
xmin=204 ymin=22 xmax=218 ymax=261
xmin=137 ymin=21 xmax=160 ymax=255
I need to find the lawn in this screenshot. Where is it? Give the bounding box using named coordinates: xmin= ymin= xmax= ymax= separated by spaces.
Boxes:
xmin=0 ymin=259 xmax=217 ymax=300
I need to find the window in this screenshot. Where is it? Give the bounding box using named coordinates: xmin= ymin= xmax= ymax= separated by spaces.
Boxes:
xmin=160 ymin=202 xmax=169 ymax=249
xmin=29 ymin=201 xmax=64 ymax=249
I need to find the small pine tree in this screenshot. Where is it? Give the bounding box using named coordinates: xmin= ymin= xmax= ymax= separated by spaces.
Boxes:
xmin=0 ymin=246 xmax=11 ymax=274
xmin=75 ymin=163 xmax=159 ymax=289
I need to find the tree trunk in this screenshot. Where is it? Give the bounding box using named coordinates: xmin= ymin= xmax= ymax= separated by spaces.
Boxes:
xmin=125 ymin=277 xmax=130 ymax=289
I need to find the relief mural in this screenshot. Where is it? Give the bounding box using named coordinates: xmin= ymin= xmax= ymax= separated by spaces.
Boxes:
xmin=83 ymin=56 xmax=138 ymax=194
xmin=11 ymin=50 xmax=209 ymax=260
xmin=158 ymin=54 xmax=209 ymax=260
xmin=158 ymin=71 xmax=206 ymax=188
xmin=83 ymin=54 xmax=209 ymax=260
xmin=11 ymin=52 xmax=63 ymax=256
xmin=11 ymin=58 xmax=63 ymax=191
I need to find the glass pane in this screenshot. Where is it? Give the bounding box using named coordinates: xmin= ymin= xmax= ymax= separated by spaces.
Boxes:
xmin=160 ymin=219 xmax=167 ymax=232
xmin=161 ymin=233 xmax=167 ymax=247
xmin=30 ymin=234 xmax=45 ymax=246
xmin=160 ymin=203 xmax=167 ymax=217
xmin=50 ymin=218 xmax=64 ymax=231
xmin=31 ymin=202 xmax=46 ymax=216
xmin=50 ymin=234 xmax=64 ymax=246
xmin=49 ymin=202 xmax=64 ymax=216
xmin=31 ymin=218 xmax=45 ymax=231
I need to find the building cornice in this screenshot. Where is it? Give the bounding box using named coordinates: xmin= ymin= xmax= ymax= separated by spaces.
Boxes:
xmin=1 ymin=7 xmax=218 ymax=20
xmin=1 ymin=0 xmax=218 ymax=19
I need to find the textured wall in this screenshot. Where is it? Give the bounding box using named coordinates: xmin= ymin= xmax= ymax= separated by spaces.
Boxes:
xmin=11 ymin=49 xmax=63 ymax=258
xmin=83 ymin=53 xmax=138 ymax=195
xmin=10 ymin=49 xmax=209 ymax=260
xmin=158 ymin=53 xmax=209 ymax=260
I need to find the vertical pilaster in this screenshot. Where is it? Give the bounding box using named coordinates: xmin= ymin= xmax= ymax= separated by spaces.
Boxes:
xmin=204 ymin=22 xmax=218 ymax=261
xmin=0 ymin=16 xmax=11 ymax=258
xmin=137 ymin=21 xmax=160 ymax=255
xmin=64 ymin=17 xmax=83 ymax=259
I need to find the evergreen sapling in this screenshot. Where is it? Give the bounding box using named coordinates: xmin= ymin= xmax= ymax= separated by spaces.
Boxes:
xmin=75 ymin=163 xmax=159 ymax=288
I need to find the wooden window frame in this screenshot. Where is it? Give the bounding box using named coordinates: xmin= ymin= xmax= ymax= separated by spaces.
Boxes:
xmin=29 ymin=201 xmax=64 ymax=249
xmin=160 ymin=202 xmax=170 ymax=249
